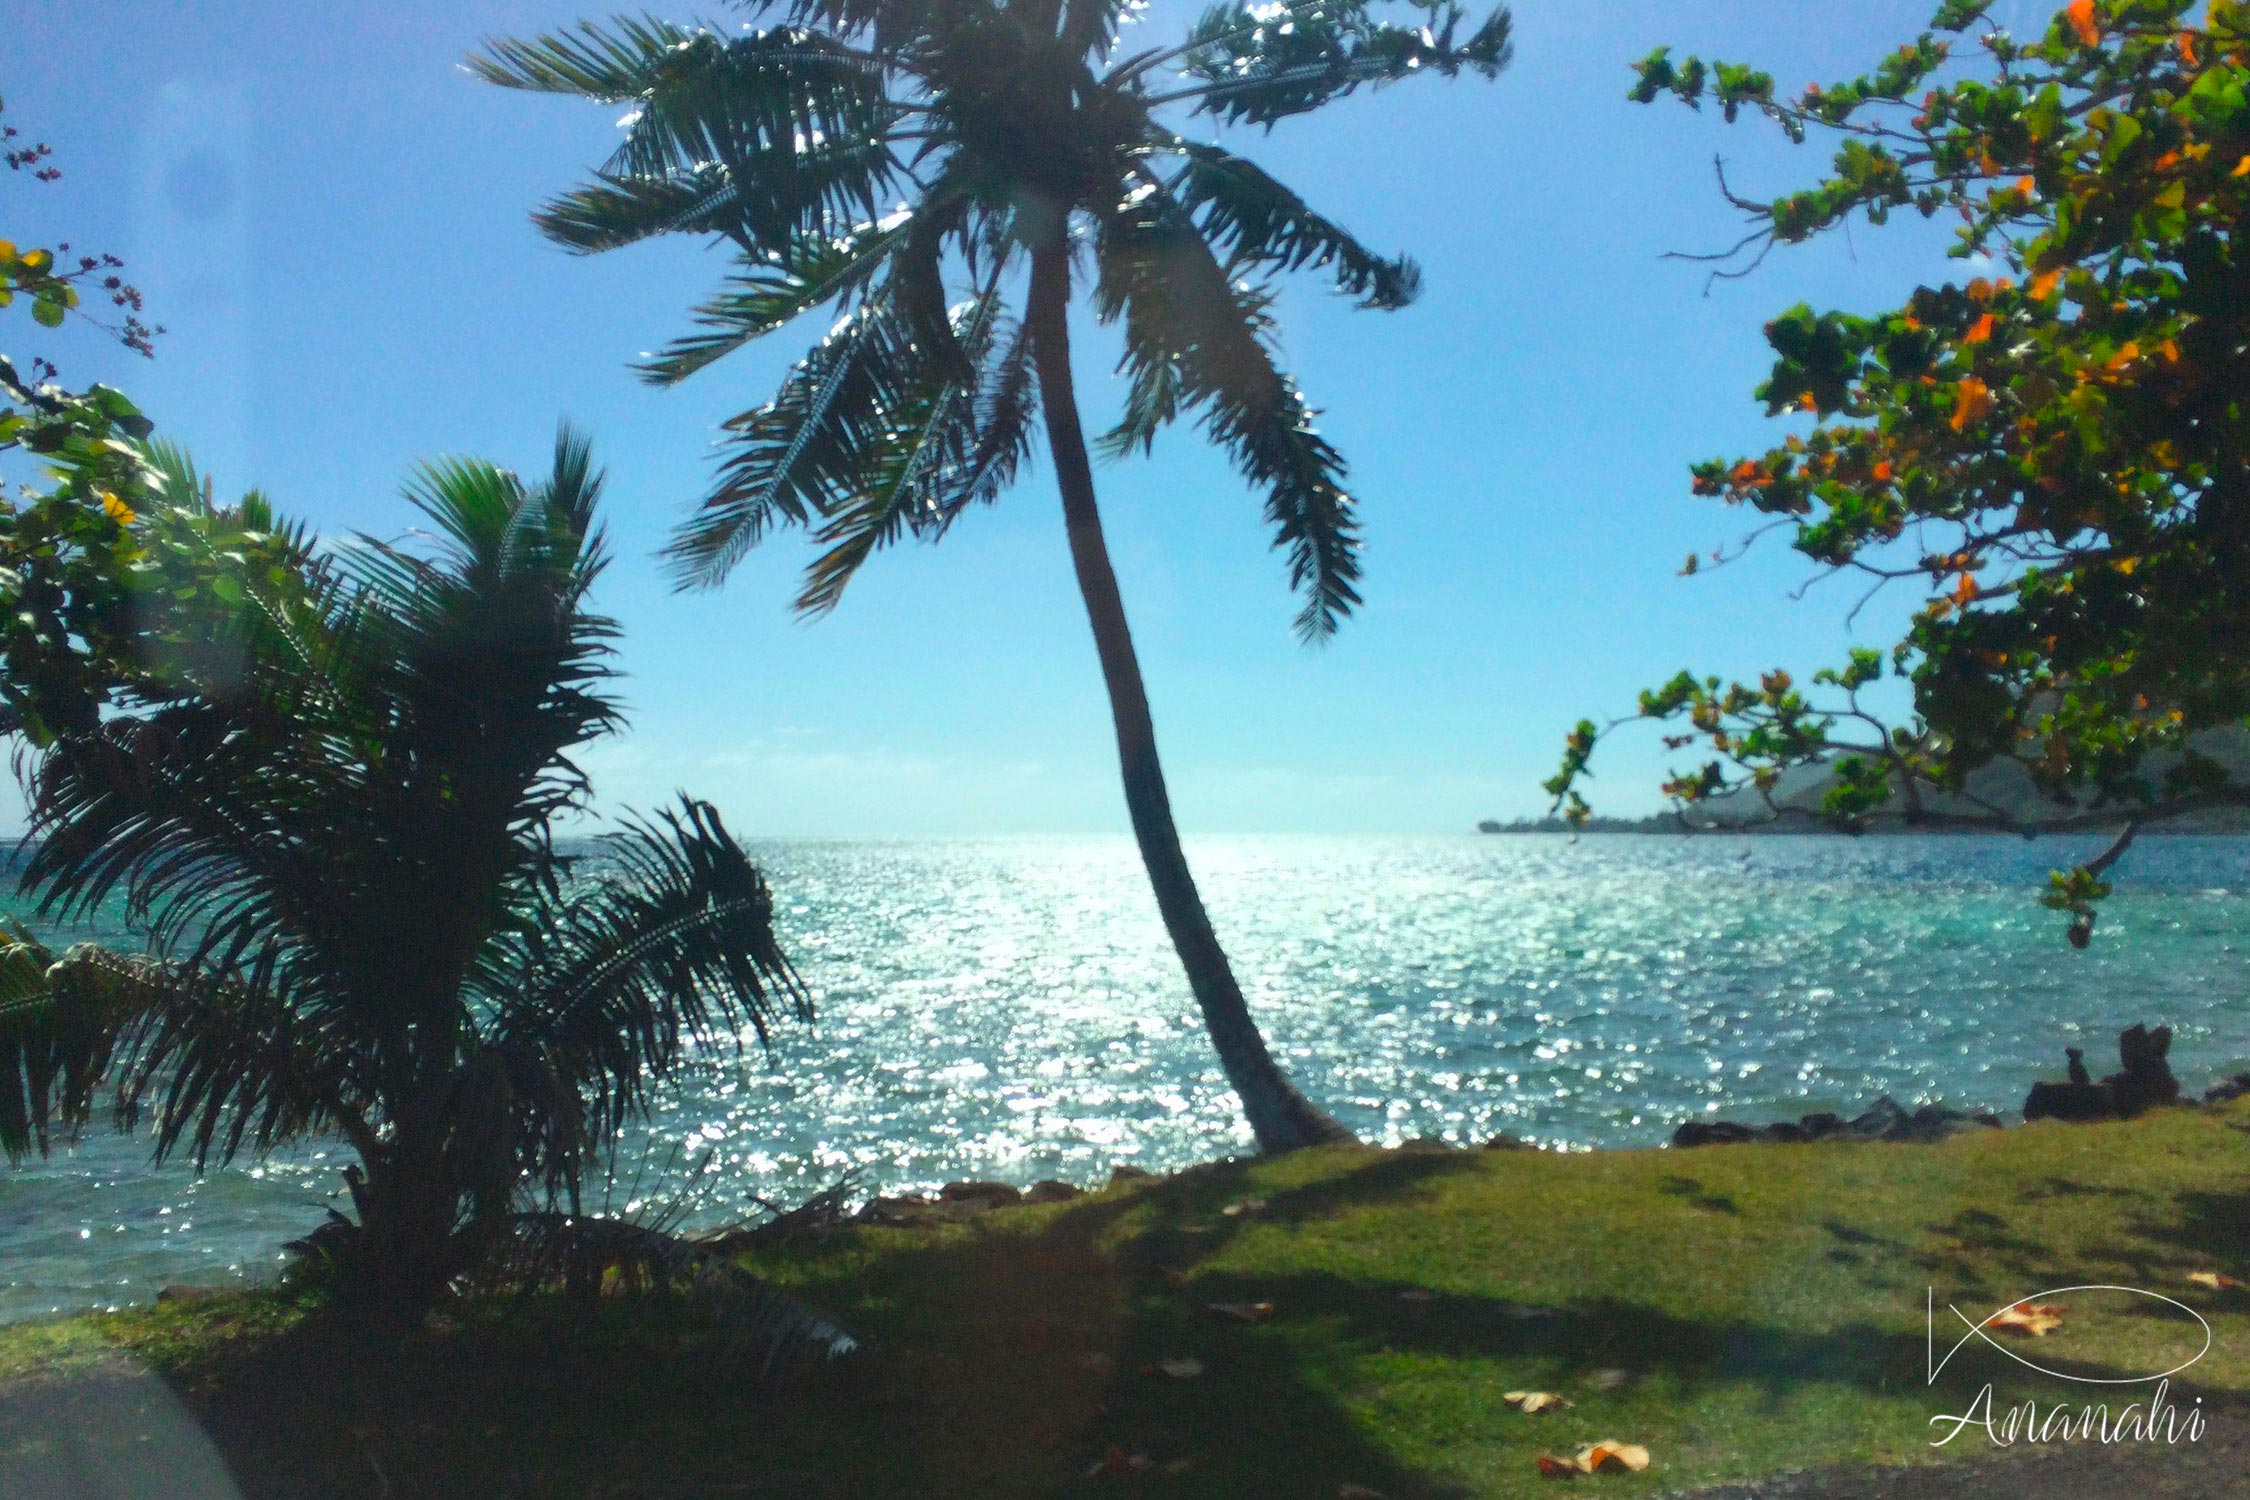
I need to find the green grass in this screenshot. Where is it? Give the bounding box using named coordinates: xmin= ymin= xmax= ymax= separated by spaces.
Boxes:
xmin=5 ymin=1104 xmax=2248 ymax=1498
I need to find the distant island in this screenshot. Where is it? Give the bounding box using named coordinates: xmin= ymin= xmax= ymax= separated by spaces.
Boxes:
xmin=1481 ymin=730 xmax=2250 ymax=836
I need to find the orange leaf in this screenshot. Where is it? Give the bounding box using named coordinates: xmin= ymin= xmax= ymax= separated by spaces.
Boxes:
xmin=1950 ymin=377 xmax=1993 ymax=430
xmin=2066 ymin=0 xmax=2099 ymax=47
xmin=1871 ymin=460 xmax=1896 ymax=482
xmin=1583 ymin=1443 xmax=1652 ymax=1474
xmin=2177 ymin=31 xmax=2197 ymax=66
xmin=2189 ymin=1271 xmax=2242 ymax=1291
xmin=2015 ymin=174 xmax=2036 ymax=196
xmin=2031 ymin=267 xmax=2063 ymax=300
xmin=1964 ymin=313 xmax=1996 ymax=345
xmin=1952 ymin=572 xmax=1980 ymax=606
xmin=1985 ymin=1300 xmax=2066 ymax=1336
xmin=1087 ymin=1445 xmax=1153 ymax=1478
xmin=2234 ymin=155 xmax=2250 ymax=178
xmin=1538 ymin=1441 xmax=1653 ymax=1477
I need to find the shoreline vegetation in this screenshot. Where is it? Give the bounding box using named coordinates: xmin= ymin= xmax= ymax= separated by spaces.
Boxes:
xmin=1499 ymin=733 xmax=2250 ymax=836
xmin=5 ymin=1100 xmax=2247 ymax=1499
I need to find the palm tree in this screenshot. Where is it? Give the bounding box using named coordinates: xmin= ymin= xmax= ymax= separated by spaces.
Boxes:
xmin=0 ymin=433 xmax=835 ymax=1326
xmin=474 ymin=0 xmax=1511 ymax=1152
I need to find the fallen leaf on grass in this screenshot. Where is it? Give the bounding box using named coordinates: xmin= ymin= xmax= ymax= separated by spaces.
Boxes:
xmin=1583 ymin=1443 xmax=1650 ymax=1474
xmin=1395 ymin=1288 xmax=1435 ymax=1303
xmin=1503 ymin=1391 xmax=1573 ymax=1414
xmin=1538 ymin=1442 xmax=1652 ymax=1478
xmin=1156 ymin=1357 xmax=1204 ymax=1378
xmin=2189 ymin=1272 xmax=2243 ymax=1291
xmin=1069 ymin=1350 xmax=1116 ymax=1376
xmin=1207 ymin=1301 xmax=1276 ymax=1323
xmin=1086 ymin=1446 xmax=1152 ymax=1478
xmin=1220 ymin=1199 xmax=1268 ymax=1217
xmin=1585 ymin=1368 xmax=1634 ymax=1391
xmin=1984 ymin=1300 xmax=2065 ymax=1337
xmin=1338 ymin=1486 xmax=1390 ymax=1499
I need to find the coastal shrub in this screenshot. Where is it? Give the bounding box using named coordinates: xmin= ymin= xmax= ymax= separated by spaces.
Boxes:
xmin=0 ymin=427 xmax=842 ymax=1351
xmin=1549 ymin=1 xmax=2250 ymax=940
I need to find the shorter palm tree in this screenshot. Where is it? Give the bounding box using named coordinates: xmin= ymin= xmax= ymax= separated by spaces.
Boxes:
xmin=0 ymin=433 xmax=840 ymax=1335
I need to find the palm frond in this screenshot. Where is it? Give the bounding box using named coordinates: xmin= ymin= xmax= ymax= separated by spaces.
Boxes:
xmin=469 ymin=14 xmax=704 ymax=99
xmin=0 ymin=923 xmax=374 ymax=1170
xmin=662 ymin=290 xmax=918 ymax=589
xmin=504 ymin=1211 xmax=859 ymax=1368
xmin=795 ymin=283 xmax=1010 ymax=613
xmin=600 ymin=30 xmax=898 ymax=232
xmin=946 ymin=311 xmax=1040 ymax=520
xmin=639 ymin=213 xmax=912 ymax=386
xmin=1097 ymin=195 xmax=1362 ymax=641
xmin=481 ymin=21 xmax=903 ymax=256
xmin=1173 ymin=0 xmax=1512 ymax=126
xmin=1169 ymin=141 xmax=1420 ymax=309
xmin=491 ymin=797 xmax=807 ymax=1183
xmin=533 ymin=166 xmax=750 ymax=255
xmin=107 ymin=948 xmax=378 ymax=1169
xmin=772 ymin=0 xmax=938 ymax=59
xmin=1062 ymin=0 xmax=1144 ymax=60
xmin=0 ymin=930 xmax=136 ymax=1163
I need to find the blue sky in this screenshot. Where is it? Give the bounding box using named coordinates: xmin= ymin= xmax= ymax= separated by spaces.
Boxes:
xmin=5 ymin=1 xmax=2046 ymax=835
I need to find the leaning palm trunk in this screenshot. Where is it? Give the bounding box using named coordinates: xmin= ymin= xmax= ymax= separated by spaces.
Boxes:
xmin=1027 ymin=249 xmax=1353 ymax=1153
xmin=479 ymin=0 xmax=1513 ymax=1152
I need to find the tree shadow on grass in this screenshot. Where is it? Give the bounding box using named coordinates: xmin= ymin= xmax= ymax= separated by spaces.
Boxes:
xmin=10 ymin=1150 xmax=2250 ymax=1500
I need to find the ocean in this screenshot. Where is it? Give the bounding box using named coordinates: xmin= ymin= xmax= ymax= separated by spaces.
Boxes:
xmin=3 ymin=831 xmax=2245 ymax=1324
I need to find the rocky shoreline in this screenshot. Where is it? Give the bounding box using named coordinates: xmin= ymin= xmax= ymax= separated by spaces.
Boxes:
xmin=1673 ymin=1022 xmax=2249 ymax=1149
xmin=694 ymin=1023 xmax=2250 ymax=1241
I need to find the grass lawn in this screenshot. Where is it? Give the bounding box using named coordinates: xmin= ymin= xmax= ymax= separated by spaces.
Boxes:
xmin=4 ymin=1103 xmax=2247 ymax=1498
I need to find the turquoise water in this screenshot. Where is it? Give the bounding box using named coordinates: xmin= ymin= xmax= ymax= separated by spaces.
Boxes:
xmin=3 ymin=832 xmax=2246 ymax=1323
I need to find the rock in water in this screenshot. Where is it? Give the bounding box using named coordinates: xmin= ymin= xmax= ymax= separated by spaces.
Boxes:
xmin=1671 ymin=1096 xmax=1998 ymax=1148
xmin=2025 ymin=1080 xmax=2114 ymax=1122
xmin=2025 ymin=1023 xmax=2183 ymax=1122
xmin=2106 ymin=1023 xmax=2180 ymax=1115
xmin=2205 ymin=1073 xmax=2250 ymax=1105
xmin=1669 ymin=1120 xmax=1760 ymax=1149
